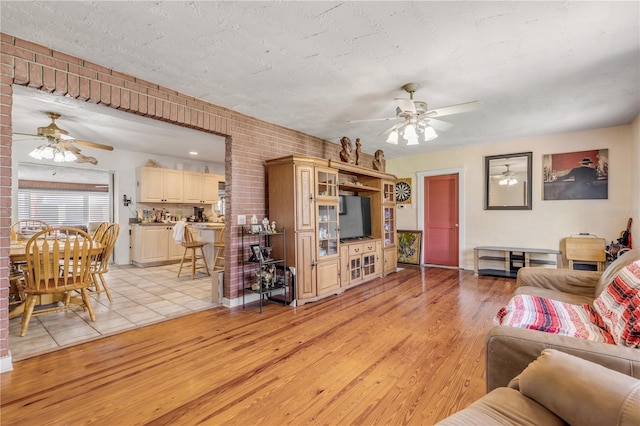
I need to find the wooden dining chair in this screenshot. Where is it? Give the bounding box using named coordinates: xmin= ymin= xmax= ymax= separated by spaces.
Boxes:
xmin=11 ymin=219 xmax=51 ymax=241
xmin=91 ymin=221 xmax=110 ymax=243
xmin=213 ymin=226 xmax=225 ymax=271
xmin=20 ymin=227 xmax=97 ymax=336
xmin=177 ymin=226 xmax=210 ymax=279
xmin=90 ymin=223 xmax=120 ymax=301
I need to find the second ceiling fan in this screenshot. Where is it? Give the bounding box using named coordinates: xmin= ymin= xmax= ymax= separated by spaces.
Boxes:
xmin=13 ymin=112 xmax=114 ymax=165
xmin=350 ymin=83 xmax=482 ymax=145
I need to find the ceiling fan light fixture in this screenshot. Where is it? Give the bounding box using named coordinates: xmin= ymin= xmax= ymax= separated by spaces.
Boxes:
xmin=406 ymin=135 xmax=419 ymax=145
xmin=28 ymin=146 xmax=44 ymax=160
xmin=29 ymin=142 xmax=78 ymax=163
xmin=403 ymin=123 xmax=418 ymax=140
xmin=498 ymin=177 xmax=518 ymax=186
xmin=423 ymin=125 xmax=438 ymax=141
xmin=64 ymin=150 xmax=77 ymax=162
xmin=386 ymin=130 xmax=399 ymax=144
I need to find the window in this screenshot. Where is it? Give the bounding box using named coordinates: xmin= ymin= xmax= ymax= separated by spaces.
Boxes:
xmin=17 ymin=163 xmax=112 ymax=227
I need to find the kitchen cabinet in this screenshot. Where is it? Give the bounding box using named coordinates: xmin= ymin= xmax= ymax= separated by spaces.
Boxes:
xmin=139 ymin=167 xmax=184 ymax=203
xmin=131 ymin=224 xmax=183 ymax=266
xmin=183 ymin=172 xmax=220 ymax=204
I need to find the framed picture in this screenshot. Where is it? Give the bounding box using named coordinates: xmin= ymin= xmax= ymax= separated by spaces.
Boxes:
xmin=397 ymin=230 xmax=422 ymax=265
xmin=250 ymin=224 xmax=262 ymax=234
xmin=542 ymin=149 xmax=608 ymax=200
xmin=250 ymin=244 xmax=264 ymax=262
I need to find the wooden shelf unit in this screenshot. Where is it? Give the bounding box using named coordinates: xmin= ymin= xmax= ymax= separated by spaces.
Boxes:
xmin=265 ymin=156 xmax=396 ymax=306
xmin=474 ymin=246 xmax=563 ymax=278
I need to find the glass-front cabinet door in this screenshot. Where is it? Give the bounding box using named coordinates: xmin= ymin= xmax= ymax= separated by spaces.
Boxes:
xmin=317 ymin=203 xmax=339 ymax=259
xmin=383 ymin=181 xmax=395 ymax=204
xmin=383 ymin=206 xmax=395 ymax=246
xmin=316 ymin=168 xmax=338 ymax=199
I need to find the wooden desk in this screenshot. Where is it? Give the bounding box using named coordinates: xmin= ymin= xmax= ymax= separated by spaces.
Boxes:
xmin=9 ymin=238 xmax=103 ymax=319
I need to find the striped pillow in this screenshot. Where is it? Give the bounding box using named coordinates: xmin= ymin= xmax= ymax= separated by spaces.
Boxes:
xmin=495 ymin=294 xmax=615 ymax=344
xmin=593 ymin=260 xmax=640 ymax=347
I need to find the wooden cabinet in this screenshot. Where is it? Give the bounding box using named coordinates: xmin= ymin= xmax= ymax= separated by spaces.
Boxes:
xmin=341 ymin=240 xmax=382 ymax=288
xmin=183 ymin=172 xmax=220 ymax=204
xmin=381 ymin=180 xmax=397 ymax=275
xmin=265 ymin=155 xmax=397 ymax=306
xmin=131 ymin=225 xmax=183 ymax=266
xmin=139 ymin=167 xmax=184 ymax=203
xmin=295 ymin=165 xmax=315 ymax=232
xmin=139 ymin=167 xmax=221 ymax=204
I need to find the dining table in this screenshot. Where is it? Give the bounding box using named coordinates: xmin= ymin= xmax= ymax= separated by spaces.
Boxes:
xmin=9 ymin=237 xmax=104 ymax=319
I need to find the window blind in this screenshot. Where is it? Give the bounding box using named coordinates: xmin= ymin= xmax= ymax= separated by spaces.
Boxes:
xmin=18 ymin=189 xmax=110 ymax=227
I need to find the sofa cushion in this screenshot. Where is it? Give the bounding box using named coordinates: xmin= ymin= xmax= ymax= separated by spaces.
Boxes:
xmin=434 ymin=387 xmax=565 ymax=426
xmin=519 ymin=349 xmax=640 ymax=426
xmin=495 ymin=294 xmax=615 ymax=344
xmin=514 ymin=285 xmax=595 ymax=305
xmin=593 ymin=260 xmax=640 ymax=347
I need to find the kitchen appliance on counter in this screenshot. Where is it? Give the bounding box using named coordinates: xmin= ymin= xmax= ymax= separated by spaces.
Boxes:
xmin=190 ymin=206 xmax=207 ymax=222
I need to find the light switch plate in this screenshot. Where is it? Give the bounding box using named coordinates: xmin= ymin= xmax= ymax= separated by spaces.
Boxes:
xmin=237 ymin=215 xmax=246 ymax=225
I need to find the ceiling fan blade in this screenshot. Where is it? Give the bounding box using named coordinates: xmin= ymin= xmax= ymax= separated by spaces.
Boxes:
xmin=426 ymin=100 xmax=483 ymax=118
xmin=426 ymin=118 xmax=453 ymax=132
xmin=394 ymin=98 xmax=417 ymax=114
xmin=74 ymin=154 xmax=98 ymax=165
xmin=348 ymin=117 xmax=397 ymax=124
xmin=74 ymin=139 xmax=114 ymax=151
xmin=12 ymin=132 xmax=42 ymax=139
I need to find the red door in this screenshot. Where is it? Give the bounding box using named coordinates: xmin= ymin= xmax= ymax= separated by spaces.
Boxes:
xmin=423 ymin=174 xmax=459 ymax=266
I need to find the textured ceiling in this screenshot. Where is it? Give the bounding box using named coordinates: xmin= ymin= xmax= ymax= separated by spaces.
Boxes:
xmin=2 ymin=1 xmax=639 ymax=161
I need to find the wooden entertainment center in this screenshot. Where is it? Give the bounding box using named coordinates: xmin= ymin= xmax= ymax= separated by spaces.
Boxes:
xmin=265 ymin=156 xmax=397 ymax=306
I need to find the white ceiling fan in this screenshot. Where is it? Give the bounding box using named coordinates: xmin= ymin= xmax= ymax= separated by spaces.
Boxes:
xmin=491 ymin=164 xmax=519 ymax=185
xmin=349 ymin=83 xmax=482 ymax=145
xmin=13 ymin=112 xmax=114 ymax=165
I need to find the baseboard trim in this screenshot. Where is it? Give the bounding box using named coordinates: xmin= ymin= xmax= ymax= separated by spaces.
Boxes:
xmin=0 ymin=351 xmax=14 ymax=373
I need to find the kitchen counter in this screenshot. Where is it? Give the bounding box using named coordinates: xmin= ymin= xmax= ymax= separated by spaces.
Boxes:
xmin=131 ymin=222 xmax=224 ymax=228
xmin=190 ymin=222 xmax=225 ymax=229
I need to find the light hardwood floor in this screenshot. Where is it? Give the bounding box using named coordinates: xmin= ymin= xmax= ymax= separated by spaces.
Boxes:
xmin=1 ymin=266 xmax=516 ymax=425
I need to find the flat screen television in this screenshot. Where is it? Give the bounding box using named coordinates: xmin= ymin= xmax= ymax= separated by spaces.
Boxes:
xmin=339 ymin=195 xmax=372 ymax=240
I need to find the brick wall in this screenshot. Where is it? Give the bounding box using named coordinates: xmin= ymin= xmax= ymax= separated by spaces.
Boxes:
xmin=0 ymin=33 xmax=374 ymax=361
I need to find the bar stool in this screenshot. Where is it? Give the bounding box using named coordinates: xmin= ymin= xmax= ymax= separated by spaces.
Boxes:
xmin=178 ymin=226 xmax=211 ymax=279
xmin=213 ymin=226 xmax=225 ymax=271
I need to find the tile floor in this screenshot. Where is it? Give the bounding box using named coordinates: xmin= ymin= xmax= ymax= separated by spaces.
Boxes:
xmin=8 ymin=263 xmax=219 ymax=361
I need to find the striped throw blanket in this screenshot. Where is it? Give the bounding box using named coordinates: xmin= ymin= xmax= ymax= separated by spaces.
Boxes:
xmin=494 ymin=294 xmax=615 ymax=344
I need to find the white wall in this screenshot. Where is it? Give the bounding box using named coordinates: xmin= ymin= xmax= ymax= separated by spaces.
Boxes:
xmin=11 ymin=143 xmax=224 ymax=265
xmin=387 ymin=123 xmax=637 ymax=270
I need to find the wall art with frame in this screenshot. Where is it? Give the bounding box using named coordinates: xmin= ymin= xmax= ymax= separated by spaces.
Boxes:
xmin=397 ymin=230 xmax=422 ymax=265
xmin=542 ymin=149 xmax=608 ymax=200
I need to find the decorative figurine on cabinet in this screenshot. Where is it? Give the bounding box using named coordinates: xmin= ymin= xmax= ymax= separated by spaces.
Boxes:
xmin=339 ymin=136 xmax=355 ymax=164
xmin=373 ymin=149 xmax=385 ymax=172
xmin=355 ymin=138 xmax=362 ymax=165
xmin=271 ymin=221 xmax=277 ymax=233
xmin=262 ymin=217 xmax=270 ymax=233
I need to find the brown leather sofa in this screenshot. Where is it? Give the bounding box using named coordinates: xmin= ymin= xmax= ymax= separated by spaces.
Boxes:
xmin=436 ymin=349 xmax=640 ymax=426
xmin=486 ymin=248 xmax=640 ymax=391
